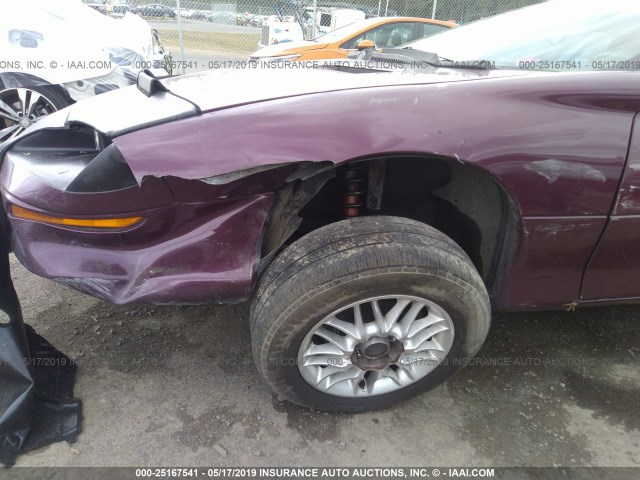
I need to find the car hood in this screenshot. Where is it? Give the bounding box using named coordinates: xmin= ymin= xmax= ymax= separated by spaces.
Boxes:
xmin=84 ymin=65 xmax=526 ymax=136
xmin=4 ymin=65 xmax=531 ymax=145
xmin=251 ymin=41 xmax=327 ymax=57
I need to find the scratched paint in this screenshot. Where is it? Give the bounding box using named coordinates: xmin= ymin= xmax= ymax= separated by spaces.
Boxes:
xmin=524 ymin=159 xmax=606 ymax=184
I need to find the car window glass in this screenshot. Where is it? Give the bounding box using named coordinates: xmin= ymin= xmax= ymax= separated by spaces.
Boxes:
xmin=344 ymin=23 xmax=415 ymax=49
xmin=420 ymin=24 xmax=449 ymax=39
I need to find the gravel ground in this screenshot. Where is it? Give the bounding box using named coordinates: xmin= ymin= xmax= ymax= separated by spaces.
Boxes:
xmin=5 ymin=255 xmax=640 ymax=469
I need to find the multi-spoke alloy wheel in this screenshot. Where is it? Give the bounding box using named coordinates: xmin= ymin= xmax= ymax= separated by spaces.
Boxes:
xmin=298 ymin=295 xmax=454 ymax=397
xmin=0 ymin=87 xmax=69 ymax=143
xmin=251 ymin=216 xmax=491 ymax=412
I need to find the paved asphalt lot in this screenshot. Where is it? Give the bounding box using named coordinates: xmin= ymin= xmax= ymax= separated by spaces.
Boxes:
xmin=5 ymin=255 xmax=640 ymax=469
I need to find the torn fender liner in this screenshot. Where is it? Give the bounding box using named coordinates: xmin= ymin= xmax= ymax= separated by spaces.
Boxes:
xmin=0 ymin=210 xmax=82 ymax=466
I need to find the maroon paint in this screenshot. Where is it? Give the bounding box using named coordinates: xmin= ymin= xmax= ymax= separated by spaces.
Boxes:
xmin=114 ymin=72 xmax=640 ymax=216
xmin=581 ymin=114 xmax=640 ymax=300
xmin=612 ymin=114 xmax=640 ymax=216
xmin=109 ymin=72 xmax=640 ymax=309
xmin=581 ymin=217 xmax=640 ymax=300
xmin=0 ymin=164 xmax=175 ymax=215
xmin=506 ymin=217 xmax=607 ymax=308
xmin=5 ymin=194 xmax=273 ymax=304
xmin=3 ymin=72 xmax=640 ymax=309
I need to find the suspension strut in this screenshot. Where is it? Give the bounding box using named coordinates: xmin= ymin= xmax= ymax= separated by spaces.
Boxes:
xmin=340 ymin=164 xmax=368 ymax=217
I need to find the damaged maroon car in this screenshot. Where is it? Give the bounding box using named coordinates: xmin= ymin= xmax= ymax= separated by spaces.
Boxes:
xmin=1 ymin=0 xmax=640 ymax=413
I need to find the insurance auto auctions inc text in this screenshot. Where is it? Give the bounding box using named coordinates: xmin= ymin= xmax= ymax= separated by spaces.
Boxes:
xmin=221 ymin=467 xmax=495 ymax=478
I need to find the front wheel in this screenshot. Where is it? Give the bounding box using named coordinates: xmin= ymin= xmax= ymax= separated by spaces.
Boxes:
xmin=250 ymin=216 xmax=491 ymax=412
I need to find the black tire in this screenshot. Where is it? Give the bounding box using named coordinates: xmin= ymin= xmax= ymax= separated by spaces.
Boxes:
xmin=250 ymin=216 xmax=491 ymax=412
xmin=34 ymin=85 xmax=72 ymax=108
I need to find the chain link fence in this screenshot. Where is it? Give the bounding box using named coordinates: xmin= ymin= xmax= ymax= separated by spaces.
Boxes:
xmin=97 ymin=0 xmax=543 ymax=69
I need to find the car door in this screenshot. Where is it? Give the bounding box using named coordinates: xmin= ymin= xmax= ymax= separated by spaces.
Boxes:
xmin=581 ymin=113 xmax=640 ymax=300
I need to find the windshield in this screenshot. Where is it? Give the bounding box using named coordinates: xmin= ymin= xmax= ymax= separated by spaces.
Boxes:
xmin=406 ymin=0 xmax=640 ymax=70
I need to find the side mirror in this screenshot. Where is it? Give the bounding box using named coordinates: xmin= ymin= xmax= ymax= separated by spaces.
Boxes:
xmin=356 ymin=40 xmax=375 ymax=51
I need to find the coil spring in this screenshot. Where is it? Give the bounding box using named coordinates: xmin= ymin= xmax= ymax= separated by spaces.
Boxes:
xmin=341 ymin=165 xmax=368 ymax=217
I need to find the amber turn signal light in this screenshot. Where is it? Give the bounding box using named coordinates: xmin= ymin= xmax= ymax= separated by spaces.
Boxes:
xmin=11 ymin=204 xmax=143 ymax=229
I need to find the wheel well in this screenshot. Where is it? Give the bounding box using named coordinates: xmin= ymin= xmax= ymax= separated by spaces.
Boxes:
xmin=0 ymin=72 xmax=51 ymax=90
xmin=291 ymin=155 xmax=520 ymax=305
xmin=0 ymin=73 xmax=73 ymax=104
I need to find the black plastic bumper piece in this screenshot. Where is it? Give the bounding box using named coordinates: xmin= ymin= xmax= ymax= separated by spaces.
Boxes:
xmin=0 ymin=209 xmax=82 ymax=466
